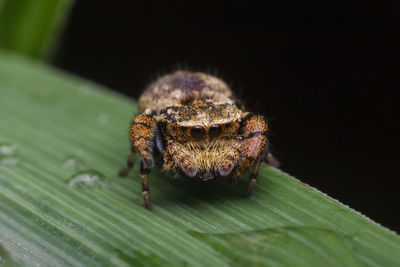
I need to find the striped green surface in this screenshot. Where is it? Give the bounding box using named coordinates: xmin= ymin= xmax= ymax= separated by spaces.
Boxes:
xmin=0 ymin=51 xmax=399 ymax=266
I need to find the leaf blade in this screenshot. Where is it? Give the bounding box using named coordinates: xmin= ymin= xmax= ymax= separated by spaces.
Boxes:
xmin=0 ymin=51 xmax=399 ymax=266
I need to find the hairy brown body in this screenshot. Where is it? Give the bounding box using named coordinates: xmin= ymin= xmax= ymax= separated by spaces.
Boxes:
xmin=119 ymin=71 xmax=277 ymax=208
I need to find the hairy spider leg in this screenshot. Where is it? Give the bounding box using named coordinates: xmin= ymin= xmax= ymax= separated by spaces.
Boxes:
xmin=140 ymin=160 xmax=151 ymax=209
xmin=118 ymin=145 xmax=136 ymax=177
xmin=229 ymin=114 xmax=270 ymax=193
xmin=119 ymin=113 xmax=157 ymax=208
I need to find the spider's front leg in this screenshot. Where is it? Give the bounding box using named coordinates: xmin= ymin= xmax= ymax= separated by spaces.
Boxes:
xmin=231 ymin=114 xmax=269 ymax=194
xmin=119 ymin=113 xmax=158 ymax=209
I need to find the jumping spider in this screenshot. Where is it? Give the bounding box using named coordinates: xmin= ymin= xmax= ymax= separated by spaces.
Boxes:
xmin=119 ymin=71 xmax=278 ymax=208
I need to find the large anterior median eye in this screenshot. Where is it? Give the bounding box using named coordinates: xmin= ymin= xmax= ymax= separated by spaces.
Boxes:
xmin=190 ymin=125 xmax=205 ymax=139
xmin=209 ymin=124 xmax=221 ymax=138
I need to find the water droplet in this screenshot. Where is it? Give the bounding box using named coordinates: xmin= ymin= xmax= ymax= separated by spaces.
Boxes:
xmin=62 ymin=156 xmax=82 ymax=170
xmin=78 ymin=84 xmax=93 ymax=97
xmin=0 ymin=144 xmax=15 ymax=156
xmin=97 ymin=113 xmax=109 ymax=125
xmin=1 ymin=157 xmax=19 ymax=166
xmin=69 ymin=171 xmax=103 ymax=188
xmin=0 ymin=144 xmax=18 ymax=167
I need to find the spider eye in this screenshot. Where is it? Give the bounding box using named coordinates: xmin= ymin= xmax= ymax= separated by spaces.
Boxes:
xmin=209 ymin=124 xmax=221 ymax=138
xmin=181 ymin=126 xmax=188 ymax=133
xmin=191 ymin=125 xmax=205 ymax=139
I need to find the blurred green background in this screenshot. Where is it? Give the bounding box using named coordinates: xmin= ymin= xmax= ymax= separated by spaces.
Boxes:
xmin=0 ymin=0 xmax=74 ymax=59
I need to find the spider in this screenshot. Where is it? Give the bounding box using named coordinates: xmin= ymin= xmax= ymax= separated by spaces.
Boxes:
xmin=119 ymin=71 xmax=278 ymax=208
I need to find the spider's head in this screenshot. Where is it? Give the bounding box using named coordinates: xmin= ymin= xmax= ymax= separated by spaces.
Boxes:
xmin=159 ymin=102 xmax=243 ymax=180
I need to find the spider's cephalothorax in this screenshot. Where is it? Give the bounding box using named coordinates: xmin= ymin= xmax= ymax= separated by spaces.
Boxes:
xmin=119 ymin=71 xmax=278 ymax=208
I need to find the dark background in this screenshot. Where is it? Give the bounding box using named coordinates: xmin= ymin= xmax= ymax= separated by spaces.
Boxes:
xmin=53 ymin=1 xmax=399 ymax=231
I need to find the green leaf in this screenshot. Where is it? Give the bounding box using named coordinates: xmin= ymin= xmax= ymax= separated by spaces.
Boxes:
xmin=0 ymin=50 xmax=399 ymax=266
xmin=0 ymin=244 xmax=17 ymax=267
xmin=0 ymin=0 xmax=74 ymax=59
xmin=190 ymin=227 xmax=364 ymax=267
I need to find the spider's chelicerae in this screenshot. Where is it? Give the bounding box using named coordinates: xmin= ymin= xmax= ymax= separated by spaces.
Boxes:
xmin=119 ymin=71 xmax=278 ymax=208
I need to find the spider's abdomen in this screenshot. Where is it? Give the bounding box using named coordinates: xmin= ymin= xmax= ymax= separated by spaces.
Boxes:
xmin=138 ymin=71 xmax=236 ymax=115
